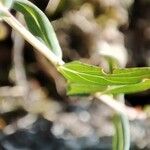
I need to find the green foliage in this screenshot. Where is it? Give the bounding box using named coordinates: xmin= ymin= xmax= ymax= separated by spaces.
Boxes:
xmin=1 ymin=1 xmax=149 ymax=149
xmin=12 ymin=0 xmax=62 ymax=58
xmin=58 ymin=61 xmax=150 ymax=95
xmin=113 ymin=115 xmax=124 ymax=150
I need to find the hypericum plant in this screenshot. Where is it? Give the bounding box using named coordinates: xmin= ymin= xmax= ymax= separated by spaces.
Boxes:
xmin=0 ymin=0 xmax=149 ymax=149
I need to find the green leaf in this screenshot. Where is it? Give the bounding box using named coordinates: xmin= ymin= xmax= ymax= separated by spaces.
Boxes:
xmin=113 ymin=114 xmax=124 ymax=150
xmin=113 ymin=67 xmax=150 ymax=77
xmin=68 ymin=83 xmax=107 ymax=95
xmin=58 ymin=61 xmax=150 ymax=95
xmin=113 ymin=114 xmax=130 ymax=150
xmin=12 ymin=0 xmax=62 ymax=58
xmin=104 ymin=79 xmax=150 ymax=94
xmin=59 ymin=61 xmax=112 ymax=85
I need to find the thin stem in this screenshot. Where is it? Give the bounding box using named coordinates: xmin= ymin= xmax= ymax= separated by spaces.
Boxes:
xmin=95 ymin=94 xmax=127 ymax=115
xmin=12 ymin=13 xmax=32 ymax=103
xmin=0 ymin=4 xmax=64 ymax=67
xmin=96 ymin=95 xmax=130 ymax=150
xmin=121 ymin=113 xmax=130 ymax=150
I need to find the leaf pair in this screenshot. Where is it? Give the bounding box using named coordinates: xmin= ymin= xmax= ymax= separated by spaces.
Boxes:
xmin=58 ymin=61 xmax=150 ymax=95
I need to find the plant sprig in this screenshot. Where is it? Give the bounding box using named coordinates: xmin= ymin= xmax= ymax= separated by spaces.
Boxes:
xmin=0 ymin=0 xmax=64 ymax=66
xmin=0 ymin=1 xmax=149 ymax=150
xmin=0 ymin=0 xmax=150 ymax=99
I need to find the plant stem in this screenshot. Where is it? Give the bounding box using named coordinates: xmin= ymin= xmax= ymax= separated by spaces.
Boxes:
xmin=95 ymin=94 xmax=130 ymax=150
xmin=95 ymin=94 xmax=125 ymax=113
xmin=0 ymin=4 xmax=64 ymax=67
xmin=121 ymin=113 xmax=130 ymax=150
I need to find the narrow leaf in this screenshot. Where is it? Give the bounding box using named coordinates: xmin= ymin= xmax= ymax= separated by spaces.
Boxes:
xmin=113 ymin=67 xmax=150 ymax=77
xmin=63 ymin=61 xmax=105 ymax=76
xmin=113 ymin=114 xmax=130 ymax=150
xmin=104 ymin=79 xmax=150 ymax=94
xmin=13 ymin=0 xmax=62 ymax=58
xmin=58 ymin=61 xmax=150 ymax=95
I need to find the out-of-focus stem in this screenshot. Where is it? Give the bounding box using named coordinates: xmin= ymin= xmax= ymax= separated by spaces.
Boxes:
xmin=12 ymin=13 xmax=30 ymax=102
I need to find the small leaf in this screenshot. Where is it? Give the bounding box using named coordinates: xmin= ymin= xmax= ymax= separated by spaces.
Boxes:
xmin=58 ymin=61 xmax=150 ymax=95
xmin=104 ymin=79 xmax=150 ymax=94
xmin=62 ymin=61 xmax=105 ymax=75
xmin=113 ymin=114 xmax=130 ymax=150
xmin=59 ymin=61 xmax=117 ymax=85
xmin=113 ymin=67 xmax=150 ymax=77
xmin=12 ymin=0 xmax=62 ymax=58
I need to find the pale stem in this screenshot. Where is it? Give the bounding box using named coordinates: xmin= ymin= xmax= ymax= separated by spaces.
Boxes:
xmin=95 ymin=93 xmax=146 ymax=120
xmin=0 ymin=4 xmax=64 ymax=67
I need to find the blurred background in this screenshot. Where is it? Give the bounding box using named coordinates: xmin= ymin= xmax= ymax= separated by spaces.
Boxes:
xmin=0 ymin=0 xmax=150 ymax=149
